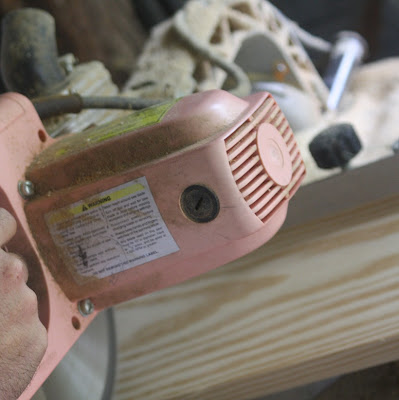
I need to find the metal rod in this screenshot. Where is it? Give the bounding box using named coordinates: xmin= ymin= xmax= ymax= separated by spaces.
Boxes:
xmin=324 ymin=31 xmax=368 ymax=111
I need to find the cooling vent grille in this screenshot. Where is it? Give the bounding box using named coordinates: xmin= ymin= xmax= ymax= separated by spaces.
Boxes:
xmin=224 ymin=96 xmax=305 ymax=223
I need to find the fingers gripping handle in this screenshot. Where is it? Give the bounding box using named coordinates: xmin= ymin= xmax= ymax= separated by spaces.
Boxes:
xmin=0 ymin=92 xmax=95 ymax=398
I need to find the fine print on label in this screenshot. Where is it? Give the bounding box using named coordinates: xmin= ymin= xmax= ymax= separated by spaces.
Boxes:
xmin=45 ymin=177 xmax=179 ymax=280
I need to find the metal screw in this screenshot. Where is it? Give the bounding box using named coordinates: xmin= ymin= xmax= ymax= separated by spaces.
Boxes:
xmin=78 ymin=299 xmax=95 ymax=316
xmin=18 ymin=180 xmax=35 ymax=199
xmin=325 ymin=32 xmax=368 ymax=111
xmin=392 ymin=138 xmax=399 ymax=154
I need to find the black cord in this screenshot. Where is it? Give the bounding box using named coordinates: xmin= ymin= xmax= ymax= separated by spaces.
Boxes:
xmin=81 ymin=96 xmax=161 ymax=110
xmin=32 ymin=94 xmax=162 ymax=119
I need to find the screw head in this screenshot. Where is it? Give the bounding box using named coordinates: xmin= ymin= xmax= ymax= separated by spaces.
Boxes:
xmin=78 ymin=299 xmax=95 ymax=316
xmin=180 ymin=185 xmax=220 ymax=223
xmin=18 ymin=180 xmax=35 ymax=199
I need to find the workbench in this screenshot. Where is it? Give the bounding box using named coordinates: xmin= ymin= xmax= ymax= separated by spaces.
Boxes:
xmin=112 ymin=151 xmax=399 ymax=400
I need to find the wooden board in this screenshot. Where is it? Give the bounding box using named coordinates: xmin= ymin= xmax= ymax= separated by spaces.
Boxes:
xmin=285 ymin=153 xmax=399 ymax=228
xmin=113 ymin=194 xmax=399 ymax=400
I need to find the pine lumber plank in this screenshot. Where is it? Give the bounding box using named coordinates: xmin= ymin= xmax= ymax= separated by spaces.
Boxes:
xmin=113 ymin=194 xmax=399 ymax=400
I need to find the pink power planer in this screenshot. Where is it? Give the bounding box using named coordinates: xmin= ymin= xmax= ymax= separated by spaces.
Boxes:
xmin=0 ymin=89 xmax=305 ymax=398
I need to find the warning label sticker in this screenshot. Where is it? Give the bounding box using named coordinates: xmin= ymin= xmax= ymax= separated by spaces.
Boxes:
xmin=45 ymin=177 xmax=179 ymax=280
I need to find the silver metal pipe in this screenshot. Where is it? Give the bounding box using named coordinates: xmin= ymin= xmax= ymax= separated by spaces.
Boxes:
xmin=324 ymin=31 xmax=368 ymax=111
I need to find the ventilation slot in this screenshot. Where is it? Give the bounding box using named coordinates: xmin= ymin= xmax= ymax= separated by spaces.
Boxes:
xmin=224 ymin=95 xmax=305 ymax=223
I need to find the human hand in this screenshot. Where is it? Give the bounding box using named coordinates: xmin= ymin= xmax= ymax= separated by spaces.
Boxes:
xmin=0 ymin=208 xmax=47 ymax=399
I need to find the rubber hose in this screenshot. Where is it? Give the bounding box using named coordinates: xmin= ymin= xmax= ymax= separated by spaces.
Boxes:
xmin=1 ymin=8 xmax=67 ymax=97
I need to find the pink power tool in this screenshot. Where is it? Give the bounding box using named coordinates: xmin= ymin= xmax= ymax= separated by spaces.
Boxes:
xmin=0 ymin=89 xmax=305 ymax=399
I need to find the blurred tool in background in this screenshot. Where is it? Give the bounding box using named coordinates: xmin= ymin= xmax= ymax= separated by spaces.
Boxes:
xmin=1 ymin=0 xmax=399 ymax=86
xmin=0 ymin=1 xmax=398 ymax=399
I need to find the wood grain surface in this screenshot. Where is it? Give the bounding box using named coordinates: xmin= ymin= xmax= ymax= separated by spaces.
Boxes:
xmin=113 ymin=194 xmax=399 ymax=400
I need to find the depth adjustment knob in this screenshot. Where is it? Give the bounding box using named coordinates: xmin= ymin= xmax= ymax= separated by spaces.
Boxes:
xmin=309 ymin=123 xmax=362 ymax=169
